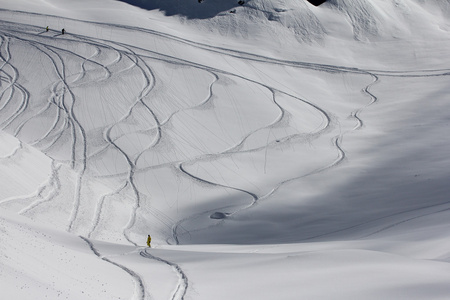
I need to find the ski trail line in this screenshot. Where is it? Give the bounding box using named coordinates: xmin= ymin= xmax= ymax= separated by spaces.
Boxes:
xmin=43 ymin=43 xmax=90 ymax=233
xmin=140 ymin=248 xmax=188 ymax=300
xmin=301 ymin=199 xmax=450 ymax=241
xmin=351 ymin=73 xmax=379 ymax=130
xmin=100 ymin=44 xmax=157 ymax=245
xmin=0 ymin=33 xmax=30 ymax=131
xmin=172 ymin=163 xmax=258 ymax=244
xmin=19 ymin=161 xmax=62 ymax=215
xmin=362 ymin=205 xmax=450 ymax=239
xmin=79 ymin=236 xmax=146 ymax=300
xmin=87 ymin=182 xmax=128 ymax=239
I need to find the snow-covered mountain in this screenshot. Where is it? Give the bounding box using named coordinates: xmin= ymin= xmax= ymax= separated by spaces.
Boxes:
xmin=1 ymin=0 xmax=450 ymax=299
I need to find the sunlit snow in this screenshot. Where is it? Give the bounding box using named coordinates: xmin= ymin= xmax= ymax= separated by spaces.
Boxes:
xmin=1 ymin=0 xmax=450 ymax=299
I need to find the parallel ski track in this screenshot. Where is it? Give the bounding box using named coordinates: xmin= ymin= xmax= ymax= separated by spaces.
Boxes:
xmin=0 ymin=27 xmax=147 ymax=238
xmin=2 ymin=14 xmax=449 ymax=243
xmin=0 ymin=30 xmax=90 ymax=233
xmin=80 ymin=236 xmax=146 ymax=300
xmin=58 ymin=33 xmax=167 ymax=244
xmin=102 ymin=41 xmax=159 ymax=246
xmin=37 ymin=41 xmax=89 ymax=233
xmin=140 ymin=248 xmax=188 ymax=300
xmin=0 ymin=33 xmax=30 ymax=131
xmin=1 ymin=9 xmax=450 ymax=278
xmin=1 ymin=10 xmax=450 ymax=300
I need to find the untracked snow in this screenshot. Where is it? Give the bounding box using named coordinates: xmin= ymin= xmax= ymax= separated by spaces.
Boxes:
xmin=1 ymin=0 xmax=450 ymax=299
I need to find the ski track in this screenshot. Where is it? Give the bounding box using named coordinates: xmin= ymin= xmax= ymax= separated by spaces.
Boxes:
xmin=301 ymin=200 xmax=450 ymax=242
xmin=1 ymin=13 xmax=448 ymax=217
xmin=100 ymin=40 xmax=159 ymax=246
xmin=0 ymin=137 xmax=22 ymax=159
xmin=19 ymin=161 xmax=62 ymax=215
xmin=1 ymin=11 xmax=450 ymax=297
xmin=0 ymin=30 xmax=90 ymax=233
xmin=140 ymin=248 xmax=188 ymax=300
xmin=1 ymin=13 xmax=448 ymax=238
xmin=39 ymin=41 xmax=89 ymax=233
xmin=80 ymin=236 xmax=146 ymax=300
xmin=87 ymin=181 xmax=128 ymax=239
xmin=351 ymin=73 xmax=378 ymax=130
xmin=363 ymin=209 xmax=450 ymax=239
xmin=0 ymin=159 xmax=60 ymax=212
xmin=0 ymin=34 xmax=30 ymax=132
xmin=0 ymin=30 xmax=123 ymax=233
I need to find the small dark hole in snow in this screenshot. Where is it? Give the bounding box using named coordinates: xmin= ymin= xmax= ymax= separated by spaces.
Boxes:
xmin=210 ymin=212 xmax=227 ymax=219
xmin=306 ymin=0 xmax=327 ymax=6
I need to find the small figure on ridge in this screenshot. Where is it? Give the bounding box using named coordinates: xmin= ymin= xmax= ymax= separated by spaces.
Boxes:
xmin=147 ymin=234 xmax=152 ymax=248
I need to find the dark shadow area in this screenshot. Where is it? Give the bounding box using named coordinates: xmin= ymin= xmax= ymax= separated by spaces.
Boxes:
xmin=116 ymin=0 xmax=241 ymax=19
xmin=306 ymin=0 xmax=327 ymax=6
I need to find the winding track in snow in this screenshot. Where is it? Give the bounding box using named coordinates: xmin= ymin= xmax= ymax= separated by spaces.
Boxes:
xmin=0 ymin=34 xmax=30 ymax=131
xmin=1 ymin=13 xmax=450 ymax=300
xmin=2 ymin=12 xmax=449 ymax=244
xmin=0 ymin=25 xmax=150 ymax=239
xmin=0 ymin=29 xmax=91 ymax=231
xmin=19 ymin=161 xmax=62 ymax=215
xmin=80 ymin=236 xmax=146 ymax=300
xmin=140 ymin=248 xmax=188 ymax=300
xmin=300 ymin=199 xmax=450 ymax=242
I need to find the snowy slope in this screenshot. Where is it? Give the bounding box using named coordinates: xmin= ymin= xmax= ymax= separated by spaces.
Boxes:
xmin=1 ymin=0 xmax=450 ymax=299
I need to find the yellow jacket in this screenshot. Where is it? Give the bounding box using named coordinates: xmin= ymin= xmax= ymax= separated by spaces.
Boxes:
xmin=146 ymin=235 xmax=151 ymax=247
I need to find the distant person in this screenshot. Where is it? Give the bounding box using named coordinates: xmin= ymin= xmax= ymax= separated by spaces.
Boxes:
xmin=62 ymin=28 xmax=65 ymax=35
xmin=46 ymin=26 xmax=49 ymax=32
xmin=146 ymin=234 xmax=151 ymax=248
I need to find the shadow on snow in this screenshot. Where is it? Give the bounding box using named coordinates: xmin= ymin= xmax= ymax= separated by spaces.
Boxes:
xmin=116 ymin=0 xmax=241 ymax=19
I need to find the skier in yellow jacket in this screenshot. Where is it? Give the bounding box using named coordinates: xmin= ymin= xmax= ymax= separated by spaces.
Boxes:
xmin=146 ymin=235 xmax=151 ymax=248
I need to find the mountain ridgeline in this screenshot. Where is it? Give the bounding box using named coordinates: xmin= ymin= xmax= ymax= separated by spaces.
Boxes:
xmin=117 ymin=0 xmax=450 ymax=43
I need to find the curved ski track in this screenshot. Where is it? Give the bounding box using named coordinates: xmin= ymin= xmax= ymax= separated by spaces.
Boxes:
xmin=140 ymin=249 xmax=188 ymax=300
xmin=1 ymin=10 xmax=450 ymax=300
xmin=80 ymin=236 xmax=146 ymax=300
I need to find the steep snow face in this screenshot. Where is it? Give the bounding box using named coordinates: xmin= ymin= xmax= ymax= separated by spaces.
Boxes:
xmin=108 ymin=0 xmax=450 ymax=44
xmin=0 ymin=0 xmax=449 ymax=245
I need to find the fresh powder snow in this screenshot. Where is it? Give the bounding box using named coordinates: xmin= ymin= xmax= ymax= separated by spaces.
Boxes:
xmin=1 ymin=0 xmax=450 ymax=299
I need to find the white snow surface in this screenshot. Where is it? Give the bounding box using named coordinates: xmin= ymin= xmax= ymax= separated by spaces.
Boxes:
xmin=1 ymin=0 xmax=450 ymax=299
